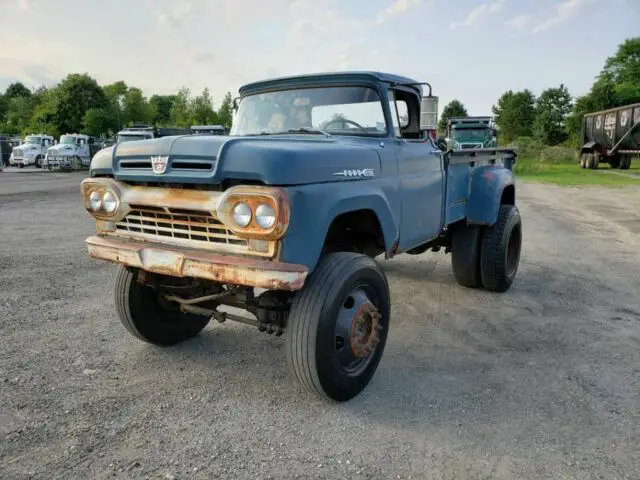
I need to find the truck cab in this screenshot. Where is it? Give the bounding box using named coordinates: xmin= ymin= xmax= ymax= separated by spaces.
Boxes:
xmin=45 ymin=133 xmax=103 ymax=170
xmin=81 ymin=71 xmax=521 ymax=403
xmin=11 ymin=134 xmax=55 ymax=168
xmin=447 ymin=116 xmax=497 ymax=150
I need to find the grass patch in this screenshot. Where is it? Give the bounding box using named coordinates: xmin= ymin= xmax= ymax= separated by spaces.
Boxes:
xmin=514 ymin=156 xmax=640 ymax=186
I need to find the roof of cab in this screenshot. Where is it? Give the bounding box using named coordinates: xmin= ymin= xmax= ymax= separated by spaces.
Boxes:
xmin=238 ymin=71 xmax=422 ymax=95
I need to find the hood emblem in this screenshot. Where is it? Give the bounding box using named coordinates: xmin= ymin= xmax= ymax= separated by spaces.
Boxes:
xmin=151 ymin=156 xmax=169 ymax=174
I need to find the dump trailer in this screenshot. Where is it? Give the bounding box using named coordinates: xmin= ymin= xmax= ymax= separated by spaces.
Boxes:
xmin=579 ymin=102 xmax=640 ymax=170
xmin=446 ymin=116 xmax=497 ymax=150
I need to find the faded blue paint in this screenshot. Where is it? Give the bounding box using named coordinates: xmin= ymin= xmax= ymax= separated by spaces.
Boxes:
xmin=280 ymin=180 xmax=400 ymax=270
xmin=466 ymin=164 xmax=515 ymax=226
xmin=88 ymin=71 xmax=518 ymax=274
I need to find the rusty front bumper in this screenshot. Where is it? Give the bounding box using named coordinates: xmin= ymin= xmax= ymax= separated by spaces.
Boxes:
xmin=86 ymin=235 xmax=308 ymax=291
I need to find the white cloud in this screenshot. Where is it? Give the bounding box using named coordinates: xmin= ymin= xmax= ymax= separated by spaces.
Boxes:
xmin=506 ymin=13 xmax=534 ymax=29
xmin=532 ymin=0 xmax=593 ymax=33
xmin=449 ymin=0 xmax=508 ymax=29
xmin=374 ymin=0 xmax=422 ymax=25
xmin=17 ymin=0 xmax=29 ymax=9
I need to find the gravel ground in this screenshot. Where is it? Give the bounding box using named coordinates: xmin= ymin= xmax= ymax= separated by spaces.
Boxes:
xmin=1 ymin=172 xmax=639 ymax=480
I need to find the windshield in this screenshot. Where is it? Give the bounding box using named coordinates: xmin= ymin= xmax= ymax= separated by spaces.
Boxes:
xmin=61 ymin=136 xmax=76 ymax=145
xmin=452 ymin=128 xmax=490 ymax=140
xmin=230 ymin=86 xmax=387 ymax=137
xmin=25 ymin=136 xmax=41 ymax=145
xmin=117 ymin=134 xmax=152 ymax=143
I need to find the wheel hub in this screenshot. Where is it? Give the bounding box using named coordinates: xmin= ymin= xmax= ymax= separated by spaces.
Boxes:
xmin=349 ymin=302 xmax=382 ymax=358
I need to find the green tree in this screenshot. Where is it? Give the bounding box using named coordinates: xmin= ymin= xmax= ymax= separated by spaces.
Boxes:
xmin=600 ymin=36 xmax=640 ymax=106
xmin=28 ymin=86 xmax=60 ymax=137
xmin=438 ymin=99 xmax=468 ymax=135
xmin=169 ymin=87 xmax=193 ymax=127
xmin=532 ymin=84 xmax=572 ymax=145
xmin=4 ymin=82 xmax=32 ymax=99
xmin=83 ymin=108 xmax=118 ymax=137
xmin=191 ymin=87 xmax=218 ymax=125
xmin=492 ymin=90 xmax=536 ymax=142
xmin=566 ymin=37 xmax=640 ymax=144
xmin=122 ymin=87 xmax=155 ymax=125
xmin=55 ymin=73 xmax=109 ymax=133
xmin=217 ymin=91 xmax=234 ymax=128
xmin=150 ymin=94 xmax=177 ymax=125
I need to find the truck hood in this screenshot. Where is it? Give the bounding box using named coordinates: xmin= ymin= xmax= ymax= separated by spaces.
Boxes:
xmin=48 ymin=144 xmax=77 ymax=154
xmin=110 ymin=134 xmax=383 ymax=185
xmin=15 ymin=143 xmax=39 ymax=151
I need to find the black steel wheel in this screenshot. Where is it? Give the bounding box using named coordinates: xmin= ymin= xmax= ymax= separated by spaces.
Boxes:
xmin=480 ymin=204 xmax=522 ymax=293
xmin=285 ymin=252 xmax=391 ymax=402
xmin=114 ymin=266 xmax=210 ymax=346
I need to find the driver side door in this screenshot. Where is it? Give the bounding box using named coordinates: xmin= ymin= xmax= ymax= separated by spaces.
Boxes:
xmin=389 ymin=91 xmax=445 ymax=251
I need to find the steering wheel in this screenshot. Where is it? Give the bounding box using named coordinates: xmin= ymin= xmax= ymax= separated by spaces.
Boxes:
xmin=323 ymin=118 xmax=364 ymax=130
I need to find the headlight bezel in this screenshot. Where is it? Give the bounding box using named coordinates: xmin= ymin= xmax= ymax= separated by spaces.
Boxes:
xmin=81 ymin=180 xmax=122 ymax=219
xmin=216 ymin=186 xmax=290 ymax=240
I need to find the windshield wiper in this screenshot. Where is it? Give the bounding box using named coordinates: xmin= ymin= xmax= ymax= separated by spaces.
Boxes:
xmin=283 ymin=128 xmax=331 ymax=137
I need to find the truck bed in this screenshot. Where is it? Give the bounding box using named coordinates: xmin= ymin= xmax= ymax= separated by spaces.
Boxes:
xmin=444 ymin=147 xmax=517 ymax=227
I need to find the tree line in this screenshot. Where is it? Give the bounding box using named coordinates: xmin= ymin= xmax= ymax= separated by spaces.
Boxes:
xmin=438 ymin=37 xmax=639 ymax=147
xmin=1 ymin=36 xmax=638 ymax=144
xmin=0 ymin=77 xmax=234 ymax=139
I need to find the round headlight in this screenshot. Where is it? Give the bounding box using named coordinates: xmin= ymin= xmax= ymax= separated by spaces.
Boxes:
xmin=255 ymin=204 xmax=276 ymax=229
xmin=232 ymin=202 xmax=252 ymax=227
xmin=102 ymin=191 xmax=118 ymax=213
xmin=89 ymin=191 xmax=102 ymax=211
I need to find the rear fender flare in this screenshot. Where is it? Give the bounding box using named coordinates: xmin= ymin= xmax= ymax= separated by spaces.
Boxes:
xmin=466 ymin=166 xmax=515 ymax=227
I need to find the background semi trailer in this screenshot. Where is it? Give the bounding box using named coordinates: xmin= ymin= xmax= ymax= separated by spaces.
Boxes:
xmin=115 ymin=125 xmax=192 ymax=144
xmin=579 ymin=102 xmax=640 ymax=170
xmin=446 ymin=116 xmax=497 ymax=150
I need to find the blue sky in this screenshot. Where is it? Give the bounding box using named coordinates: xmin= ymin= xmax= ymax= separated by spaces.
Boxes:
xmin=0 ymin=0 xmax=638 ymax=116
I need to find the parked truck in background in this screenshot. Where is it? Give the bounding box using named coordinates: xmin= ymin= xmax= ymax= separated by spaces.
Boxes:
xmin=579 ymin=102 xmax=640 ymax=170
xmin=191 ymin=125 xmax=228 ymax=135
xmin=446 ymin=116 xmax=497 ymax=150
xmin=45 ymin=133 xmax=104 ymax=170
xmin=115 ymin=125 xmax=192 ymax=144
xmin=11 ymin=134 xmax=55 ymax=168
xmin=81 ymin=71 xmax=521 ymax=403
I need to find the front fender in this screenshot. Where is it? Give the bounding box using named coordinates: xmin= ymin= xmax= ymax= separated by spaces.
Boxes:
xmin=279 ymin=181 xmax=399 ymax=271
xmin=89 ymin=146 xmax=115 ymax=176
xmin=466 ymin=165 xmax=514 ymax=226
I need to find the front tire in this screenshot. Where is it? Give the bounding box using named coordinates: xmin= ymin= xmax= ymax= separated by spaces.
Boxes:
xmin=285 ymin=252 xmax=391 ymax=402
xmin=480 ymin=205 xmax=522 ymax=293
xmin=114 ymin=266 xmax=210 ymax=346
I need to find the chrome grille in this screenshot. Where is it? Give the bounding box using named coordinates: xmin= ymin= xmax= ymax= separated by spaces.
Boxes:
xmin=114 ymin=205 xmax=249 ymax=253
xmin=14 ymin=148 xmax=23 ymax=157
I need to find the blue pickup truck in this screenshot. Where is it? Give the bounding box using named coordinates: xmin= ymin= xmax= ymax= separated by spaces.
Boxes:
xmin=81 ymin=71 xmax=521 ymax=402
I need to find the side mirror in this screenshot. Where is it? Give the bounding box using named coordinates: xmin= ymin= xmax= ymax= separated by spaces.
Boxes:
xmin=419 ymin=95 xmax=439 ymax=131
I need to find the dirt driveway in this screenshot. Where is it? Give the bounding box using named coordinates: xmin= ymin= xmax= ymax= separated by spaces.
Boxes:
xmin=1 ymin=173 xmax=639 ymax=480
